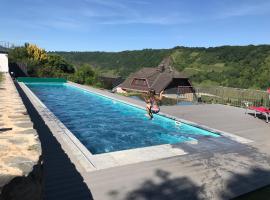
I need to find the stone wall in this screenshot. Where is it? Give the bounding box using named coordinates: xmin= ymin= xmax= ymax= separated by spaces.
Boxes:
xmin=0 ymin=74 xmax=42 ymax=200
xmin=0 ymin=54 xmax=8 ymax=73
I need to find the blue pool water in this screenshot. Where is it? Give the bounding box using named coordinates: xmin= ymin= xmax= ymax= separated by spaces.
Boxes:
xmin=27 ymin=83 xmax=219 ymax=154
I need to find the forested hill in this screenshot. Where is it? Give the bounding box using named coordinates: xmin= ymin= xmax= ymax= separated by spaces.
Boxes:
xmin=53 ymin=45 xmax=270 ymax=89
xmin=54 ymin=49 xmax=173 ymax=77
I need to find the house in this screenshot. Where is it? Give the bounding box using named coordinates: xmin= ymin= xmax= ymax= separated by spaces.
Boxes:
xmin=117 ymin=57 xmax=195 ymax=99
xmin=0 ymin=53 xmax=8 ymax=73
xmin=98 ymin=75 xmax=124 ymax=89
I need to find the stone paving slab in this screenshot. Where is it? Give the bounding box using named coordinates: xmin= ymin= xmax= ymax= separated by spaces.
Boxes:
xmin=160 ymin=104 xmax=270 ymax=153
xmin=68 ymin=83 xmax=270 ymax=200
xmin=0 ymin=74 xmax=41 ymax=195
xmin=18 ymin=81 xmax=270 ymax=200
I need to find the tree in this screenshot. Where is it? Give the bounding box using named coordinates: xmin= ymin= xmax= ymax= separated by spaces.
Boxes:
xmin=8 ymin=46 xmax=29 ymax=63
xmin=72 ymin=64 xmax=96 ymax=85
xmin=9 ymin=43 xmax=75 ymax=78
xmin=25 ymin=43 xmax=48 ymax=64
xmin=46 ymin=54 xmax=74 ymax=73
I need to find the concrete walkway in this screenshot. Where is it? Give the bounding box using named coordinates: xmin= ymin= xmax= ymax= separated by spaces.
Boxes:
xmin=161 ymin=104 xmax=270 ymax=154
xmin=18 ymin=82 xmax=270 ymax=200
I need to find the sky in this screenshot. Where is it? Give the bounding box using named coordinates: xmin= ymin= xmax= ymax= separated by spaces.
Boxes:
xmin=0 ymin=0 xmax=270 ymax=51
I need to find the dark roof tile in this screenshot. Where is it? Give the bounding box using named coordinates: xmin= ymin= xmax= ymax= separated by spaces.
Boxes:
xmin=119 ymin=57 xmax=188 ymax=93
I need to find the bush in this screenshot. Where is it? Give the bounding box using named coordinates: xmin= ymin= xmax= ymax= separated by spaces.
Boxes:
xmin=8 ymin=43 xmax=75 ymax=78
xmin=70 ymin=64 xmax=102 ymax=86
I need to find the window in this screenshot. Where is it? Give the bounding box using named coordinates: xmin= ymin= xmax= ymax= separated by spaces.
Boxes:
xmin=131 ymin=78 xmax=148 ymax=87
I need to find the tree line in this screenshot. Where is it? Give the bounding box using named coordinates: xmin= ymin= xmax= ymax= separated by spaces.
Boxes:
xmin=54 ymin=45 xmax=270 ymax=89
xmin=8 ymin=43 xmax=270 ymax=90
xmin=8 ymin=43 xmax=102 ymax=86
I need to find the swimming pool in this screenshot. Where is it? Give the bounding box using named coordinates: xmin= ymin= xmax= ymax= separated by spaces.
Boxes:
xmin=26 ymin=83 xmax=219 ymax=154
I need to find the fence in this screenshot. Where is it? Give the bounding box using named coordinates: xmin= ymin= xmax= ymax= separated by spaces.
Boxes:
xmin=195 ymin=86 xmax=269 ymax=108
xmin=174 ymin=85 xmax=270 ymax=108
xmin=176 ymin=86 xmax=197 ymax=103
xmin=0 ymin=41 xmax=16 ymax=50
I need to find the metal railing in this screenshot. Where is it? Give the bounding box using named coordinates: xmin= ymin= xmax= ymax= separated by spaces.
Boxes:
xmin=0 ymin=41 xmax=16 ymax=49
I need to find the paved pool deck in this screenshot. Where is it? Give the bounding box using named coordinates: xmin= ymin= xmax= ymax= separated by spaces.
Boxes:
xmin=161 ymin=104 xmax=270 ymax=154
xmin=17 ymin=81 xmax=270 ymax=200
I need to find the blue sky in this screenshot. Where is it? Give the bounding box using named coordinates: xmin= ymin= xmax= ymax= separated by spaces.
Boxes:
xmin=1 ymin=0 xmax=270 ymax=51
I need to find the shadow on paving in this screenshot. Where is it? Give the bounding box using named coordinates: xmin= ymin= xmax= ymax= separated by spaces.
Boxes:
xmin=114 ymin=168 xmax=270 ymax=200
xmin=109 ymin=170 xmax=202 ymax=200
xmin=170 ymin=133 xmax=270 ymax=199
xmin=109 ymin=136 xmax=270 ymax=200
xmin=247 ymin=113 xmax=268 ymax=123
xmin=15 ymin=82 xmax=94 ymax=200
xmin=232 ymin=184 xmax=270 ymax=200
xmin=226 ymin=168 xmax=270 ymax=200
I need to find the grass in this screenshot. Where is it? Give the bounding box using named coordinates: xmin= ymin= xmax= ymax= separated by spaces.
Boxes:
xmin=233 ymin=185 xmax=270 ymax=200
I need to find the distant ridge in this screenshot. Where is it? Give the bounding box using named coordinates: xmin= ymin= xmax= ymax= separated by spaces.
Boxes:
xmin=53 ymin=45 xmax=270 ymax=89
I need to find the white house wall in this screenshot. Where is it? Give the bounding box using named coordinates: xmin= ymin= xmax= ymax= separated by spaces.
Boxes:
xmin=0 ymin=53 xmax=9 ymax=72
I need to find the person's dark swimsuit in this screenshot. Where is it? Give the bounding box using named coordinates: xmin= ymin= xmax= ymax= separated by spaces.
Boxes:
xmin=150 ymin=97 xmax=160 ymax=114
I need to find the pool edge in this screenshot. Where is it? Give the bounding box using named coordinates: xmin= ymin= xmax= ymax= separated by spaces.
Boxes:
xmin=18 ymin=81 xmax=253 ymax=172
xmin=68 ymin=81 xmax=253 ymax=145
xmin=19 ymin=82 xmax=189 ymax=171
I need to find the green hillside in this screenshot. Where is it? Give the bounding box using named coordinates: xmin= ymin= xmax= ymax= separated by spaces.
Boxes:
xmin=54 ymin=49 xmax=172 ymax=77
xmin=53 ymin=45 xmax=270 ymax=89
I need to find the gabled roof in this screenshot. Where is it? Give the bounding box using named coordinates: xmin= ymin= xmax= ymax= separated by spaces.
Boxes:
xmin=119 ymin=57 xmax=187 ymax=93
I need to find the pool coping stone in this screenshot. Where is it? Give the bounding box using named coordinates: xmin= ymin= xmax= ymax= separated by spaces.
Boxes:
xmin=18 ymin=81 xmax=253 ymax=172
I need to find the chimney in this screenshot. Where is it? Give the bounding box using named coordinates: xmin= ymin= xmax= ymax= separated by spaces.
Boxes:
xmin=160 ymin=64 xmax=165 ymax=72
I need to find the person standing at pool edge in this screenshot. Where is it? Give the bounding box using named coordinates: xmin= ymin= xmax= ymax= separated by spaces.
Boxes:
xmin=144 ymin=89 xmax=164 ymax=119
